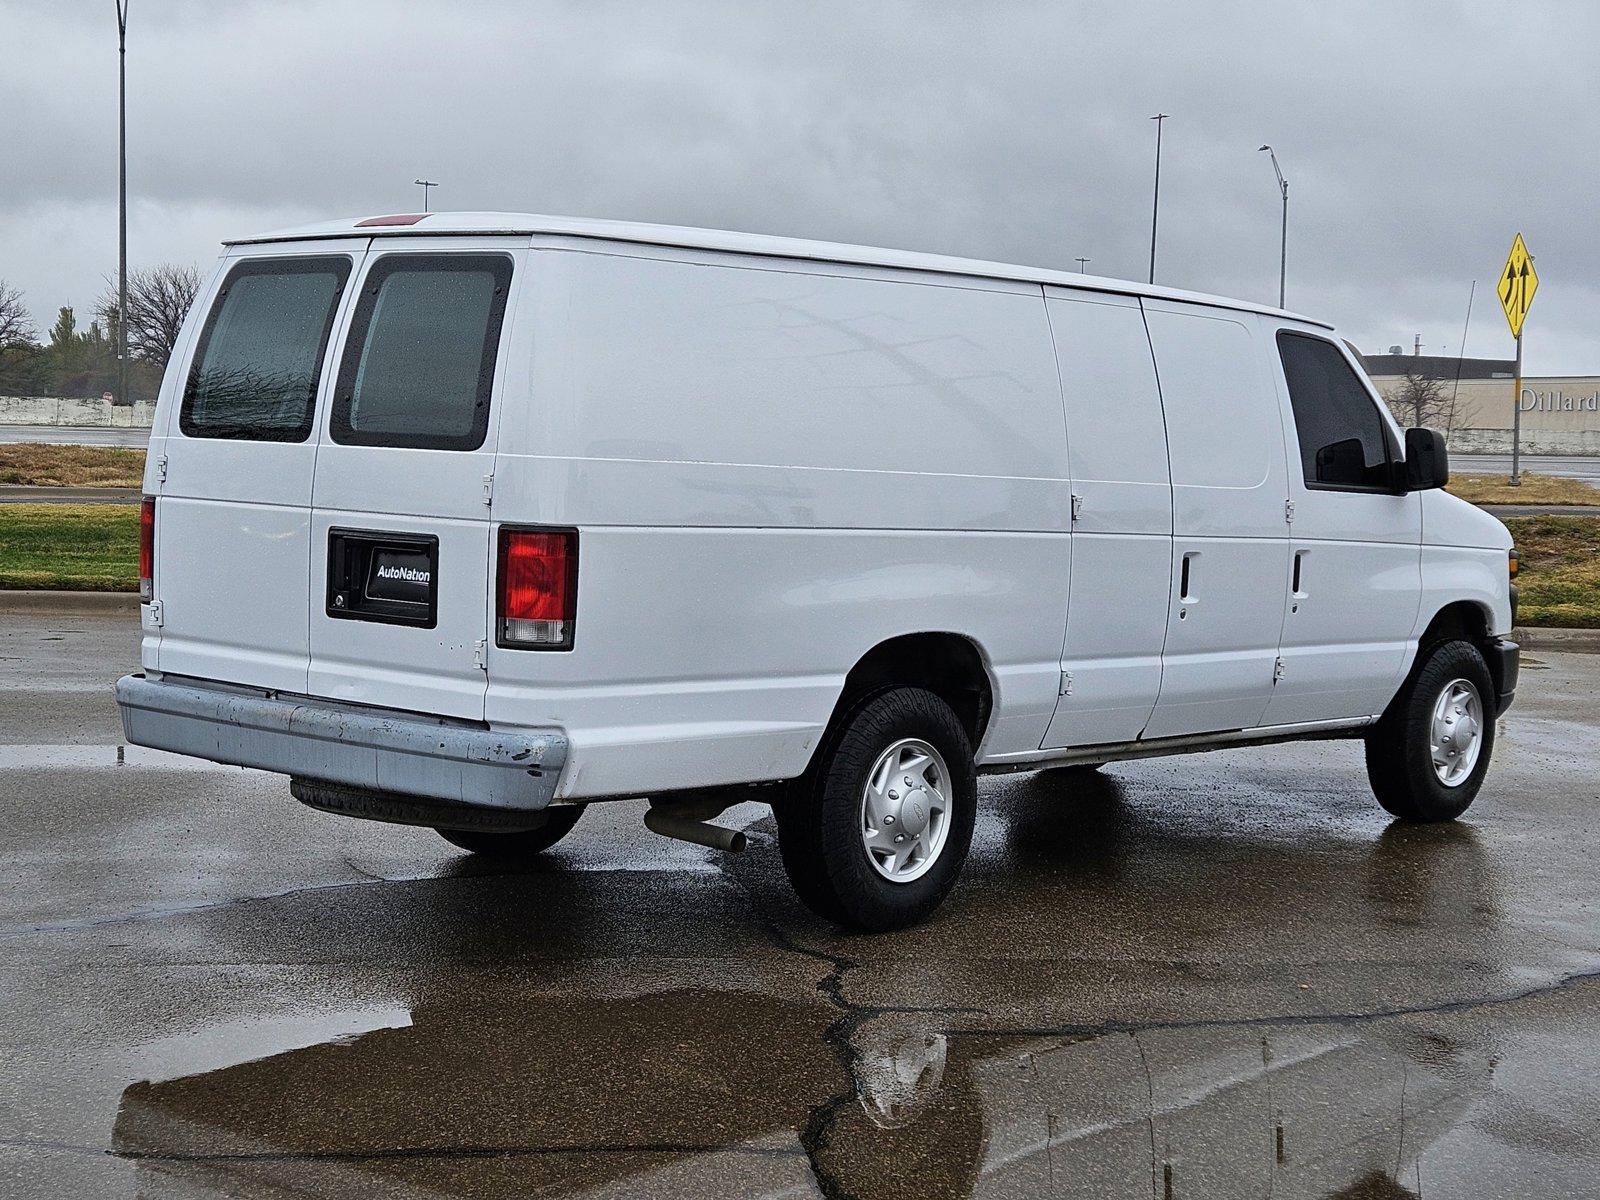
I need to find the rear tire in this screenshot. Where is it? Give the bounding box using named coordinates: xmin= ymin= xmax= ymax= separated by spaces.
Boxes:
xmin=1365 ymin=639 xmax=1495 ymax=822
xmin=777 ymin=688 xmax=976 ymax=932
xmin=435 ymin=807 xmax=585 ymax=857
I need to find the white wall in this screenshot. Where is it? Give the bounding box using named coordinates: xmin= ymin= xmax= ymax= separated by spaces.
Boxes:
xmin=0 ymin=396 xmax=157 ymax=427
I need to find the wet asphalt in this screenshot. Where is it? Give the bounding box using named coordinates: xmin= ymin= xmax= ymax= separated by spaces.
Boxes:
xmin=1 ymin=613 xmax=1598 ymax=1199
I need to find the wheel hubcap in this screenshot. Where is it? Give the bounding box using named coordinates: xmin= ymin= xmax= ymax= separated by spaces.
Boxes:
xmin=861 ymin=738 xmax=951 ymax=883
xmin=1429 ymin=677 xmax=1484 ymax=787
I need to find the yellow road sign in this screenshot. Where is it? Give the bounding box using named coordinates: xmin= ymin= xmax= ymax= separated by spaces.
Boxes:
xmin=1497 ymin=233 xmax=1538 ymax=339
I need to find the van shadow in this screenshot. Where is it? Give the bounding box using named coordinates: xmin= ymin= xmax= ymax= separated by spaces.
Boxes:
xmin=109 ymin=770 xmax=1508 ymax=1199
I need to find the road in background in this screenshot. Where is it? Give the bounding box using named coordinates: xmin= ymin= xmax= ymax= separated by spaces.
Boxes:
xmin=1454 ymin=453 xmax=1600 ymax=484
xmin=0 ymin=425 xmax=150 ymax=448
xmin=3 ymin=610 xmax=1600 ymax=1196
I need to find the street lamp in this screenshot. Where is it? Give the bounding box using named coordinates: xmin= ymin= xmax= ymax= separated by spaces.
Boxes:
xmin=1259 ymin=145 xmax=1288 ymax=309
xmin=1148 ymin=114 xmax=1169 ymax=285
xmin=414 ymin=179 xmax=438 ymax=212
xmin=116 ymin=0 xmax=130 ymax=406
xmin=1075 ymin=257 xmax=1091 ymax=273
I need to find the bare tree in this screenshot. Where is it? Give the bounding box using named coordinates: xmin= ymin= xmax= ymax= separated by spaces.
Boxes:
xmin=1383 ymin=366 xmax=1460 ymax=432
xmin=95 ymin=263 xmax=202 ymax=370
xmin=0 ymin=280 xmax=34 ymax=349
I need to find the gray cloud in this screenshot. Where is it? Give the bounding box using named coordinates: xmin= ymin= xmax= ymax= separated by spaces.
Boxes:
xmin=3 ymin=0 xmax=1596 ymax=371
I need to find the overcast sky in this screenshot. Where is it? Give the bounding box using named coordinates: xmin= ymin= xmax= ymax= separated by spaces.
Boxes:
xmin=3 ymin=1 xmax=1596 ymax=373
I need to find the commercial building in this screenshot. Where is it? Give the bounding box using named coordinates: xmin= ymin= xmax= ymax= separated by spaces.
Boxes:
xmin=1363 ymin=351 xmax=1600 ymax=455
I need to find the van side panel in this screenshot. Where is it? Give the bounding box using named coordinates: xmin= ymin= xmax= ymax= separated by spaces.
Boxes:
xmin=1040 ymin=289 xmax=1173 ymax=748
xmin=1140 ymin=301 xmax=1292 ymax=739
xmin=487 ymin=246 xmax=1071 ymax=798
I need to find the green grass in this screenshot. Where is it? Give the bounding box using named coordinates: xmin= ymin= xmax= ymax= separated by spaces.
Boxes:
xmin=0 ymin=504 xmax=139 ymax=591
xmin=1504 ymin=515 xmax=1600 ymax=629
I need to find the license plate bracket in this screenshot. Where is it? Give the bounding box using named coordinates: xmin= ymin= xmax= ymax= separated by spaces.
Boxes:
xmin=327 ymin=528 xmax=439 ymax=628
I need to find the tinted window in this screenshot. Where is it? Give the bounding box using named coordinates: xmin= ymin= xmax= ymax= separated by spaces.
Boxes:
xmin=181 ymin=257 xmax=350 ymax=441
xmin=331 ymin=254 xmax=512 ymax=450
xmin=1277 ymin=331 xmax=1393 ymax=490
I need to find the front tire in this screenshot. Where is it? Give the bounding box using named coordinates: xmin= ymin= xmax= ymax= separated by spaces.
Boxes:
xmin=435 ymin=806 xmax=585 ymax=857
xmin=1365 ymin=639 xmax=1496 ymax=822
xmin=777 ymin=688 xmax=977 ymax=932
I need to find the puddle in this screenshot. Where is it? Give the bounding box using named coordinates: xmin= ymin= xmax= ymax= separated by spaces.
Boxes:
xmin=126 ymin=1005 xmax=413 ymax=1084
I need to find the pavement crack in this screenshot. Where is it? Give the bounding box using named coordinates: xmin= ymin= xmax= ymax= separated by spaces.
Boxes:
xmin=944 ymin=963 xmax=1600 ymax=1044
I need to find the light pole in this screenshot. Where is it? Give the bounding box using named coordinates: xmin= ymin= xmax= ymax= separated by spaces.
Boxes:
xmin=1075 ymin=257 xmax=1091 ymax=273
xmin=1148 ymin=113 xmax=1168 ymax=285
xmin=414 ymin=179 xmax=438 ymax=212
xmin=116 ymin=0 xmax=130 ymax=406
xmin=1259 ymin=145 xmax=1288 ymax=309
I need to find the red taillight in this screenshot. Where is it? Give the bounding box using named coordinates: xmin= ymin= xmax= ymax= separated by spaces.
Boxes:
xmin=497 ymin=528 xmax=577 ymax=650
xmin=138 ymin=496 xmax=155 ymax=602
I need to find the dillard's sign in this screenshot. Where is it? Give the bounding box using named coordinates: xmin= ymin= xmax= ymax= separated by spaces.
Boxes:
xmin=1520 ymin=388 xmax=1600 ymax=413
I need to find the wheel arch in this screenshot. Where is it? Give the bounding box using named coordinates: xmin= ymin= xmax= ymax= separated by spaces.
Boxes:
xmin=1394 ymin=599 xmax=1506 ymax=717
xmin=809 ymin=632 xmax=996 ymax=774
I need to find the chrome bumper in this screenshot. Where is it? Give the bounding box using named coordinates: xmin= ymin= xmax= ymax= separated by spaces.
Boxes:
xmin=114 ymin=674 xmax=566 ymax=811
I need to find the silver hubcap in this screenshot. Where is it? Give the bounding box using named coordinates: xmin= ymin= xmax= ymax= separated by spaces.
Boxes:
xmin=861 ymin=738 xmax=951 ymax=883
xmin=1429 ymin=677 xmax=1483 ymax=787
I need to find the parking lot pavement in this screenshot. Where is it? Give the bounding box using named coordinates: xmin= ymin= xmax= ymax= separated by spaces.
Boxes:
xmin=2 ymin=614 xmax=1599 ymax=1198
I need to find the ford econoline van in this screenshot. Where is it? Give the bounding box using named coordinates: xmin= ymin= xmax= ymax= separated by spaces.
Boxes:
xmin=116 ymin=213 xmax=1519 ymax=930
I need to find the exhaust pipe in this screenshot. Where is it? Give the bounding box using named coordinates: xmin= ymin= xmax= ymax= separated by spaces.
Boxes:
xmin=644 ymin=808 xmax=747 ymax=853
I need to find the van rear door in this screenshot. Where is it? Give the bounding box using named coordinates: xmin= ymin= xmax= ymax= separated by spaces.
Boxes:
xmin=306 ymin=239 xmax=523 ymax=721
xmin=155 ymin=241 xmax=364 ymax=694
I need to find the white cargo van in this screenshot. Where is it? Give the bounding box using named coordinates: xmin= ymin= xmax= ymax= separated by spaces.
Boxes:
xmin=117 ymin=213 xmax=1519 ymax=930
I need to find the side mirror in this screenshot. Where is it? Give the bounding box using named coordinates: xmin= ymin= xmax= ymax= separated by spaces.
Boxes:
xmin=1404 ymin=427 xmax=1449 ymax=491
xmin=1314 ymin=437 xmax=1365 ymax=484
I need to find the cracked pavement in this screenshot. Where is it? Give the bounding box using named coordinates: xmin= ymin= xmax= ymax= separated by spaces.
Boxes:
xmin=2 ymin=612 xmax=1599 ymax=1198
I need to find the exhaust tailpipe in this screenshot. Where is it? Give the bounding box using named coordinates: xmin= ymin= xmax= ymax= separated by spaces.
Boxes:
xmin=644 ymin=808 xmax=747 ymax=853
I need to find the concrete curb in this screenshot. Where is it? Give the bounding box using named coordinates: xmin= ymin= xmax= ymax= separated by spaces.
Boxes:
xmin=1513 ymin=626 xmax=1600 ymax=655
xmin=0 ymin=590 xmax=139 ymax=614
xmin=0 ymin=486 xmax=143 ymax=505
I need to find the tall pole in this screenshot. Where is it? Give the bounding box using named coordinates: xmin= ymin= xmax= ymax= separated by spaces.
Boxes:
xmin=414 ymin=179 xmax=437 ymax=211
xmin=1148 ymin=114 xmax=1168 ymax=285
xmin=1510 ymin=330 xmax=1524 ymax=486
xmin=117 ymin=0 xmax=129 ymax=406
xmin=1075 ymin=257 xmax=1091 ymax=273
xmin=1259 ymin=145 xmax=1287 ymax=308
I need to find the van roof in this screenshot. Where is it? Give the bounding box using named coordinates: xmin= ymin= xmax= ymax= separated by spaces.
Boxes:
xmin=230 ymin=212 xmax=1333 ymax=329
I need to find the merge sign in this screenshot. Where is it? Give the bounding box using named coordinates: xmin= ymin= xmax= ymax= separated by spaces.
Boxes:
xmin=1498 ymin=233 xmax=1538 ymax=338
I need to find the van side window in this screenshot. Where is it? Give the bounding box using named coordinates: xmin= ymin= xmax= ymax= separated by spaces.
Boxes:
xmin=181 ymin=257 xmax=351 ymax=441
xmin=330 ymin=254 xmax=512 ymax=451
xmin=1276 ymin=331 xmax=1394 ymax=490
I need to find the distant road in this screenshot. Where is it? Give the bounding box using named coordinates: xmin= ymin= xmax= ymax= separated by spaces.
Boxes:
xmin=1453 ymin=454 xmax=1600 ymax=485
xmin=0 ymin=424 xmax=151 ymax=448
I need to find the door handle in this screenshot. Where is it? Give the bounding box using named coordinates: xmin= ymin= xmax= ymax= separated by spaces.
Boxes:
xmin=1179 ymin=553 xmax=1198 ymax=608
xmin=1292 ymin=550 xmax=1308 ymax=598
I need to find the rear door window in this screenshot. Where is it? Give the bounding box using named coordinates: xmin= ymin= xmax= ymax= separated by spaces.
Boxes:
xmin=181 ymin=257 xmax=351 ymax=441
xmin=1277 ymin=331 xmax=1395 ymax=490
xmin=330 ymin=254 xmax=512 ymax=451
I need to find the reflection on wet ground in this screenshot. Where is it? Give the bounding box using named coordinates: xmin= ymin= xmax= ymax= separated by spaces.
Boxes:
xmin=3 ymin=615 xmax=1600 ymax=1198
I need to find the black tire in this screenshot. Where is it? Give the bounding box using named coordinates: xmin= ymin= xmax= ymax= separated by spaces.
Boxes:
xmin=435 ymin=806 xmax=585 ymax=857
xmin=1365 ymin=639 xmax=1496 ymax=822
xmin=777 ymin=687 xmax=977 ymax=932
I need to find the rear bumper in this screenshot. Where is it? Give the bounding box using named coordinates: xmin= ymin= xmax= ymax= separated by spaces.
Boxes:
xmin=1486 ymin=637 xmax=1520 ymax=717
xmin=115 ymin=674 xmax=567 ymax=811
